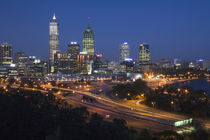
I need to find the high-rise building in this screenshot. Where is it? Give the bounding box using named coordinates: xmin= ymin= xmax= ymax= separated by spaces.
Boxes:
xmin=54 ymin=52 xmax=72 ymax=74
xmin=76 ymin=52 xmax=91 ymax=75
xmin=68 ymin=42 xmax=80 ymax=72
xmin=139 ymin=43 xmax=150 ymax=66
xmin=118 ymin=59 xmax=134 ymax=73
xmin=0 ymin=43 xmax=13 ymax=65
xmin=174 ymin=58 xmax=181 ymax=69
xmin=108 ymin=61 xmax=118 ymax=73
xmin=82 ymin=25 xmax=94 ymax=58
xmin=189 ymin=62 xmax=195 ymax=69
xmin=203 ymin=60 xmax=210 ymax=70
xmin=159 ymin=59 xmax=173 ymax=68
xmin=49 ymin=13 xmax=59 ymax=73
xmin=14 ymin=52 xmax=28 ymax=76
xmin=196 ymin=59 xmax=204 ymax=70
xmin=93 ymin=54 xmax=103 ymax=70
xmin=119 ymin=42 xmax=129 ymax=62
xmin=27 ymin=56 xmax=48 ymax=77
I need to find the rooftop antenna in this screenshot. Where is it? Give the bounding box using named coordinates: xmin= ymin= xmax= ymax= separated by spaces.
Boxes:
xmin=88 ymin=16 xmax=91 ymax=27
xmin=53 ymin=13 xmax=56 ymax=20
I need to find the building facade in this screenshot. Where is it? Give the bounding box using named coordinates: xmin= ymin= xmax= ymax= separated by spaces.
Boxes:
xmin=49 ymin=14 xmax=59 ymax=73
xmin=76 ymin=52 xmax=91 ymax=75
xmin=139 ymin=43 xmax=150 ymax=66
xmin=0 ymin=43 xmax=13 ymax=65
xmin=27 ymin=56 xmax=48 ymax=77
xmin=82 ymin=25 xmax=95 ymax=59
xmin=14 ymin=52 xmax=28 ymax=76
xmin=68 ymin=42 xmax=80 ymax=72
xmin=118 ymin=59 xmax=134 ymax=73
xmin=54 ymin=52 xmax=72 ymax=74
xmin=119 ymin=42 xmax=129 ymax=62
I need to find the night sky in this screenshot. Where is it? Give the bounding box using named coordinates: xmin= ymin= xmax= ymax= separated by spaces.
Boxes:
xmin=0 ymin=0 xmax=210 ymax=62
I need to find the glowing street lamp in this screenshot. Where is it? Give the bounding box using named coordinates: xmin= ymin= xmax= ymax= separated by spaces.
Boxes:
xmin=184 ymin=89 xmax=189 ymax=94
xmin=151 ymin=101 xmax=155 ymax=108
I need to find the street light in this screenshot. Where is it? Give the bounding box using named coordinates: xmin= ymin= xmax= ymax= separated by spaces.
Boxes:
xmin=184 ymin=89 xmax=189 ymax=94
xmin=151 ymin=101 xmax=155 ymax=108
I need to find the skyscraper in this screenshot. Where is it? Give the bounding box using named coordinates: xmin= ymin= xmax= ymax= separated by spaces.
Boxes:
xmin=119 ymin=42 xmax=130 ymax=62
xmin=14 ymin=52 xmax=28 ymax=76
xmin=49 ymin=13 xmax=59 ymax=73
xmin=54 ymin=52 xmax=72 ymax=74
xmin=68 ymin=42 xmax=80 ymax=72
xmin=139 ymin=43 xmax=150 ymax=66
xmin=0 ymin=43 xmax=13 ymax=65
xmin=82 ymin=25 xmax=95 ymax=58
xmin=76 ymin=52 xmax=91 ymax=75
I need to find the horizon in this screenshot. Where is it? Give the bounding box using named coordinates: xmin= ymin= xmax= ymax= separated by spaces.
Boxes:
xmin=0 ymin=0 xmax=210 ymax=62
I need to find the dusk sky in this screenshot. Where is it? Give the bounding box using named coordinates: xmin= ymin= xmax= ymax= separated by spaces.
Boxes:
xmin=0 ymin=0 xmax=210 ymax=62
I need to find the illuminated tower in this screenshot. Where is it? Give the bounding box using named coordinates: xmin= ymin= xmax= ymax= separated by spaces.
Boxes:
xmin=0 ymin=43 xmax=13 ymax=65
xmin=119 ymin=42 xmax=129 ymax=62
xmin=49 ymin=13 xmax=59 ymax=73
xmin=82 ymin=25 xmax=95 ymax=59
xmin=139 ymin=43 xmax=150 ymax=65
xmin=68 ymin=42 xmax=80 ymax=72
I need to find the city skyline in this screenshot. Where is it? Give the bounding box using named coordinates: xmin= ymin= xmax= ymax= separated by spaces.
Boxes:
xmin=0 ymin=0 xmax=210 ymax=61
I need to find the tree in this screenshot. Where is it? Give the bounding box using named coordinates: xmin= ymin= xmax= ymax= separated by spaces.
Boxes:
xmin=139 ymin=129 xmax=152 ymax=140
xmin=8 ymin=77 xmax=15 ymax=85
xmin=50 ymin=81 xmax=56 ymax=86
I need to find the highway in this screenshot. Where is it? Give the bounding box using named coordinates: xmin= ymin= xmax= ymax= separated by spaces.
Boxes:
xmin=42 ymin=85 xmax=186 ymax=128
xmin=4 ymin=84 xmax=210 ymax=131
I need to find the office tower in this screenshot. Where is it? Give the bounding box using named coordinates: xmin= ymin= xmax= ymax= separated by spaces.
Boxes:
xmin=76 ymin=52 xmax=90 ymax=75
xmin=189 ymin=62 xmax=195 ymax=69
xmin=49 ymin=13 xmax=59 ymax=73
xmin=68 ymin=42 xmax=80 ymax=72
xmin=203 ymin=60 xmax=210 ymax=70
xmin=159 ymin=59 xmax=173 ymax=68
xmin=139 ymin=43 xmax=150 ymax=65
xmin=14 ymin=52 xmax=28 ymax=76
xmin=174 ymin=58 xmax=181 ymax=69
xmin=54 ymin=52 xmax=72 ymax=74
xmin=196 ymin=59 xmax=204 ymax=70
xmin=118 ymin=58 xmax=134 ymax=73
xmin=108 ymin=61 xmax=118 ymax=73
xmin=93 ymin=54 xmax=103 ymax=70
xmin=0 ymin=43 xmax=13 ymax=65
xmin=27 ymin=56 xmax=48 ymax=77
xmin=119 ymin=42 xmax=129 ymax=62
xmin=82 ymin=25 xmax=95 ymax=58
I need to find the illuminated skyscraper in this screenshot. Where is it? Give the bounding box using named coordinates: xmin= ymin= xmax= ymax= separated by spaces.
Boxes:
xmin=119 ymin=42 xmax=129 ymax=62
xmin=68 ymin=42 xmax=80 ymax=72
xmin=76 ymin=52 xmax=91 ymax=75
xmin=14 ymin=52 xmax=28 ymax=76
xmin=54 ymin=52 xmax=72 ymax=74
xmin=49 ymin=13 xmax=59 ymax=73
xmin=82 ymin=25 xmax=95 ymax=58
xmin=139 ymin=43 xmax=150 ymax=65
xmin=0 ymin=43 xmax=13 ymax=65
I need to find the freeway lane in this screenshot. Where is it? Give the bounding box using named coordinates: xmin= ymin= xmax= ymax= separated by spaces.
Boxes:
xmin=42 ymin=85 xmax=185 ymax=126
xmin=17 ymin=85 xmax=172 ymax=131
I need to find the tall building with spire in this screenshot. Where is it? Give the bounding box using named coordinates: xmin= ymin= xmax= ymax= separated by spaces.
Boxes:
xmin=49 ymin=13 xmax=59 ymax=73
xmin=82 ymin=25 xmax=95 ymax=59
